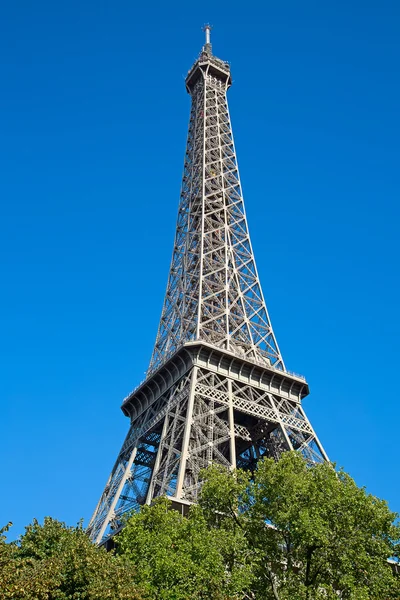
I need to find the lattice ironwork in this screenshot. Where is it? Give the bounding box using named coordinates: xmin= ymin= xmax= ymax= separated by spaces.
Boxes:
xmin=148 ymin=38 xmax=284 ymax=374
xmin=87 ymin=29 xmax=328 ymax=546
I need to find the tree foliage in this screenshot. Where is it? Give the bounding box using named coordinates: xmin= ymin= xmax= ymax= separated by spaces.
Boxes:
xmin=0 ymin=518 xmax=142 ymax=600
xmin=197 ymin=452 xmax=400 ymax=599
xmin=116 ymin=453 xmax=400 ymax=599
xmin=117 ymin=496 xmax=252 ymax=599
xmin=1 ymin=454 xmax=399 ymax=600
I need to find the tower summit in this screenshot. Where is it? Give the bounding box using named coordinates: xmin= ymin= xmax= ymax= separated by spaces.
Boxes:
xmin=88 ymin=29 xmax=328 ymax=546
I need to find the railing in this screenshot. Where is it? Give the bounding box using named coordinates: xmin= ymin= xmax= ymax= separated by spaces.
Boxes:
xmin=122 ymin=342 xmax=306 ymax=404
xmin=186 ymin=51 xmax=230 ymax=81
xmin=286 ymin=370 xmax=307 ymax=382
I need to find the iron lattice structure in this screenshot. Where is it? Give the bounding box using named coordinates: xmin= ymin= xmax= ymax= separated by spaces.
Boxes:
xmin=88 ymin=29 xmax=328 ymax=545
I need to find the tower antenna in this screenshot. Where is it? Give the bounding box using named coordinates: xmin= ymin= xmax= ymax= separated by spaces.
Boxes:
xmin=202 ymin=23 xmax=212 ymax=53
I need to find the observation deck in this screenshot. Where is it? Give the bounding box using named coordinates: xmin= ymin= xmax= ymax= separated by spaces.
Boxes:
xmin=185 ymin=33 xmax=232 ymax=92
xmin=121 ymin=340 xmax=309 ymax=422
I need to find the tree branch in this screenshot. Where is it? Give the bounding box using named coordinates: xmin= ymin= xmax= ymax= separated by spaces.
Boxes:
xmin=305 ymin=545 xmax=317 ymax=600
xmin=266 ymin=563 xmax=281 ymax=600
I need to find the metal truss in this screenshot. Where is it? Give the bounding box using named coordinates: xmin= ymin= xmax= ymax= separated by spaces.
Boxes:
xmin=148 ymin=40 xmax=284 ymax=374
xmin=87 ymin=371 xmax=193 ymax=544
xmin=88 ymin=343 xmax=327 ymax=544
xmin=88 ymin=31 xmax=328 ymax=546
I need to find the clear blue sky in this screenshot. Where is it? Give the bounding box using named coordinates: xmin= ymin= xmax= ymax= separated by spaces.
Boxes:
xmin=1 ymin=0 xmax=399 ymax=539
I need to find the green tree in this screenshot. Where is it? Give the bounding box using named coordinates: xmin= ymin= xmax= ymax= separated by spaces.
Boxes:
xmin=117 ymin=496 xmax=252 ymax=600
xmin=198 ymin=452 xmax=400 ymax=600
xmin=0 ymin=518 xmax=142 ymax=600
xmin=2 ymin=455 xmax=398 ymax=600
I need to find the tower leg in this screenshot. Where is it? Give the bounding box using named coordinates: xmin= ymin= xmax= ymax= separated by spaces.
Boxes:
xmin=88 ymin=348 xmax=327 ymax=544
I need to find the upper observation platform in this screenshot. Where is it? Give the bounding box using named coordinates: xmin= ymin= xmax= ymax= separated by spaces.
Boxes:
xmin=185 ymin=25 xmax=232 ymax=92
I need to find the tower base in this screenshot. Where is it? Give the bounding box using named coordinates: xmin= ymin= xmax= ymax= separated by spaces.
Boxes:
xmin=87 ymin=342 xmax=327 ymax=545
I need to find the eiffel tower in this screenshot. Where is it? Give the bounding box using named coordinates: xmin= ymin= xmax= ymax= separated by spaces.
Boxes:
xmin=87 ymin=26 xmax=328 ymax=545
